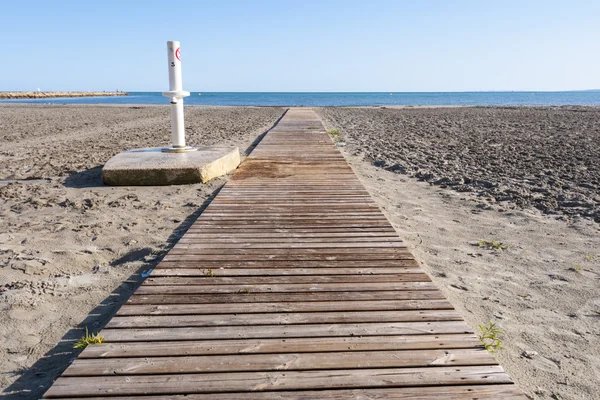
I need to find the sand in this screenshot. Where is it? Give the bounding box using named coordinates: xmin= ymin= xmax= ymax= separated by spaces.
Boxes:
xmin=317 ymin=106 xmax=600 ymax=222
xmin=316 ymin=107 xmax=600 ymax=400
xmin=2 ymin=105 xmax=600 ymax=399
xmin=0 ymin=105 xmax=285 ymax=398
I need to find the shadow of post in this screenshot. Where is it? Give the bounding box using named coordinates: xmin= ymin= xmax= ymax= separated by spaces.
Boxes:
xmin=63 ymin=166 xmax=105 ymax=189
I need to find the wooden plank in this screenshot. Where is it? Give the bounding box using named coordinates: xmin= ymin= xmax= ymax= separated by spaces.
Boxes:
xmin=126 ymin=291 xmax=447 ymax=305
xmin=200 ymin=211 xmax=384 ymax=215
xmin=171 ymin=242 xmax=406 ymax=249
xmin=184 ymin=230 xmax=399 ymax=237
xmin=116 ymin=300 xmax=453 ymax=316
xmin=44 ymin=366 xmax=512 ymax=397
xmin=190 ymin=220 xmax=392 ymax=226
xmin=150 ymin=267 xmax=423 ymax=276
xmin=206 ymin=203 xmax=382 ymax=207
xmin=105 ymin=310 xmax=463 ymax=328
xmin=195 ymin=216 xmax=389 ymax=222
xmin=42 ymin=385 xmax=527 ymax=399
xmin=224 ymin=184 xmax=365 ymax=186
xmin=64 ymin=348 xmax=497 ymax=376
xmin=155 ymin=260 xmax=420 ymax=268
xmin=161 ymin=254 xmax=416 ymax=261
xmin=100 ymin=321 xmax=474 ymax=342
xmin=213 ymin=195 xmax=374 ymax=199
xmin=186 ymin=226 xmax=398 ymax=232
xmin=177 ymin=237 xmax=404 ymax=243
xmin=218 ymin=186 xmax=367 ymax=189
xmin=134 ymin=282 xmax=436 ymax=295
xmin=165 ymin=247 xmax=411 ymax=255
xmin=210 ymin=197 xmax=374 ymax=200
xmin=79 ymin=334 xmax=483 ymax=358
xmin=180 ymin=232 xmax=399 ymax=237
xmin=216 ymin=186 xmax=367 ymax=189
xmin=195 ymin=210 xmax=385 ymax=215
xmin=209 ymin=198 xmax=377 ymax=202
xmin=202 ymin=207 xmax=382 ymax=212
xmin=142 ymin=274 xmax=431 ymax=285
xmin=185 ymin=227 xmax=397 ymax=233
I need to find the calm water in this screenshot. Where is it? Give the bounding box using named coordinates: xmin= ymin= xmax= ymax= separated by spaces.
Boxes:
xmin=2 ymin=91 xmax=600 ymax=106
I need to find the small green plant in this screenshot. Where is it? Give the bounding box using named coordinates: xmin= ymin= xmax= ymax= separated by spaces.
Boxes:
xmin=477 ymin=239 xmax=507 ymax=252
xmin=237 ymin=289 xmax=251 ymax=294
xmin=572 ymin=264 xmax=582 ymax=272
xmin=202 ymin=268 xmax=214 ymax=277
xmin=73 ymin=327 xmax=104 ymax=349
xmin=585 ymin=254 xmax=598 ymax=262
xmin=477 ymin=322 xmax=504 ymax=353
xmin=327 ymin=129 xmax=341 ymax=135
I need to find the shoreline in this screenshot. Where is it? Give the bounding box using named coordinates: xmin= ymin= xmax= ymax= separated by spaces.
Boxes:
xmin=3 ymin=103 xmax=600 ymax=110
xmin=0 ymin=91 xmax=128 ymax=99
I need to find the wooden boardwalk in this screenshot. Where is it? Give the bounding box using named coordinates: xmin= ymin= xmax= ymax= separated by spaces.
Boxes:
xmin=44 ymin=108 xmax=525 ymax=399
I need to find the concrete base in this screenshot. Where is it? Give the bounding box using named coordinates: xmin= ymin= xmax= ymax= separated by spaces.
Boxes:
xmin=101 ymin=146 xmax=240 ymax=186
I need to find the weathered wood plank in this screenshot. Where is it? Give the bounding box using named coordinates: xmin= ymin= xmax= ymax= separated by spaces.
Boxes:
xmin=100 ymin=321 xmax=474 ymax=342
xmin=126 ymin=290 xmax=447 ymax=305
xmin=183 ymin=228 xmax=400 ymax=235
xmin=207 ymin=202 xmax=377 ymax=206
xmin=165 ymin=248 xmax=412 ymax=256
xmin=105 ymin=310 xmax=462 ymax=328
xmin=135 ymin=282 xmax=436 ymax=295
xmin=116 ymin=300 xmax=453 ymax=316
xmin=190 ymin=220 xmax=392 ymax=226
xmin=150 ymin=267 xmax=423 ymax=276
xmin=180 ymin=232 xmax=399 ymax=238
xmin=177 ymin=237 xmax=404 ymax=244
xmin=155 ymin=259 xmax=420 ymax=268
xmin=44 ymin=366 xmax=512 ymax=397
xmin=142 ymin=274 xmax=431 ymax=285
xmin=161 ymin=254 xmax=416 ymax=262
xmin=43 ymin=385 xmax=527 ymax=399
xmin=79 ymin=334 xmax=483 ymax=358
xmin=171 ymin=242 xmax=407 ymax=250
xmin=64 ymin=348 xmax=497 ymax=376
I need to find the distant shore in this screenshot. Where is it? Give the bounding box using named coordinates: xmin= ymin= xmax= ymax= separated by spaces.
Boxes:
xmin=0 ymin=91 xmax=128 ymax=99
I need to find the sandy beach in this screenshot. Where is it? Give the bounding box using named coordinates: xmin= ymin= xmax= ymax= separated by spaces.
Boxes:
xmin=1 ymin=105 xmax=599 ymax=399
xmin=317 ymin=106 xmax=600 ymax=222
xmin=0 ymin=105 xmax=285 ymax=398
xmin=317 ymin=107 xmax=600 ymax=400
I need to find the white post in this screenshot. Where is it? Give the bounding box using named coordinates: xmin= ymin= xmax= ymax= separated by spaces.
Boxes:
xmin=162 ymin=40 xmax=195 ymax=152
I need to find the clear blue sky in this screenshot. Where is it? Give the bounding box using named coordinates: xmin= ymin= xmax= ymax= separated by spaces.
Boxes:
xmin=1 ymin=0 xmax=599 ymax=92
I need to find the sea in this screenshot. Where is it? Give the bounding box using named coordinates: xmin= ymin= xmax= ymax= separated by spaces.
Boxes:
xmin=2 ymin=91 xmax=600 ymax=107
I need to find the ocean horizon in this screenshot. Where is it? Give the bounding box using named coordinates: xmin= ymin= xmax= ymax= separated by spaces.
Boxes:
xmin=2 ymin=91 xmax=600 ymax=106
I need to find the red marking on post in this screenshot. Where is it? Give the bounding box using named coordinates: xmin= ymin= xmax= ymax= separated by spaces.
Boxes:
xmin=175 ymin=47 xmax=181 ymax=61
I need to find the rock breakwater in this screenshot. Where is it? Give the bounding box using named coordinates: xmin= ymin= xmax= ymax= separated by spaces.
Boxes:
xmin=0 ymin=91 xmax=128 ymax=99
